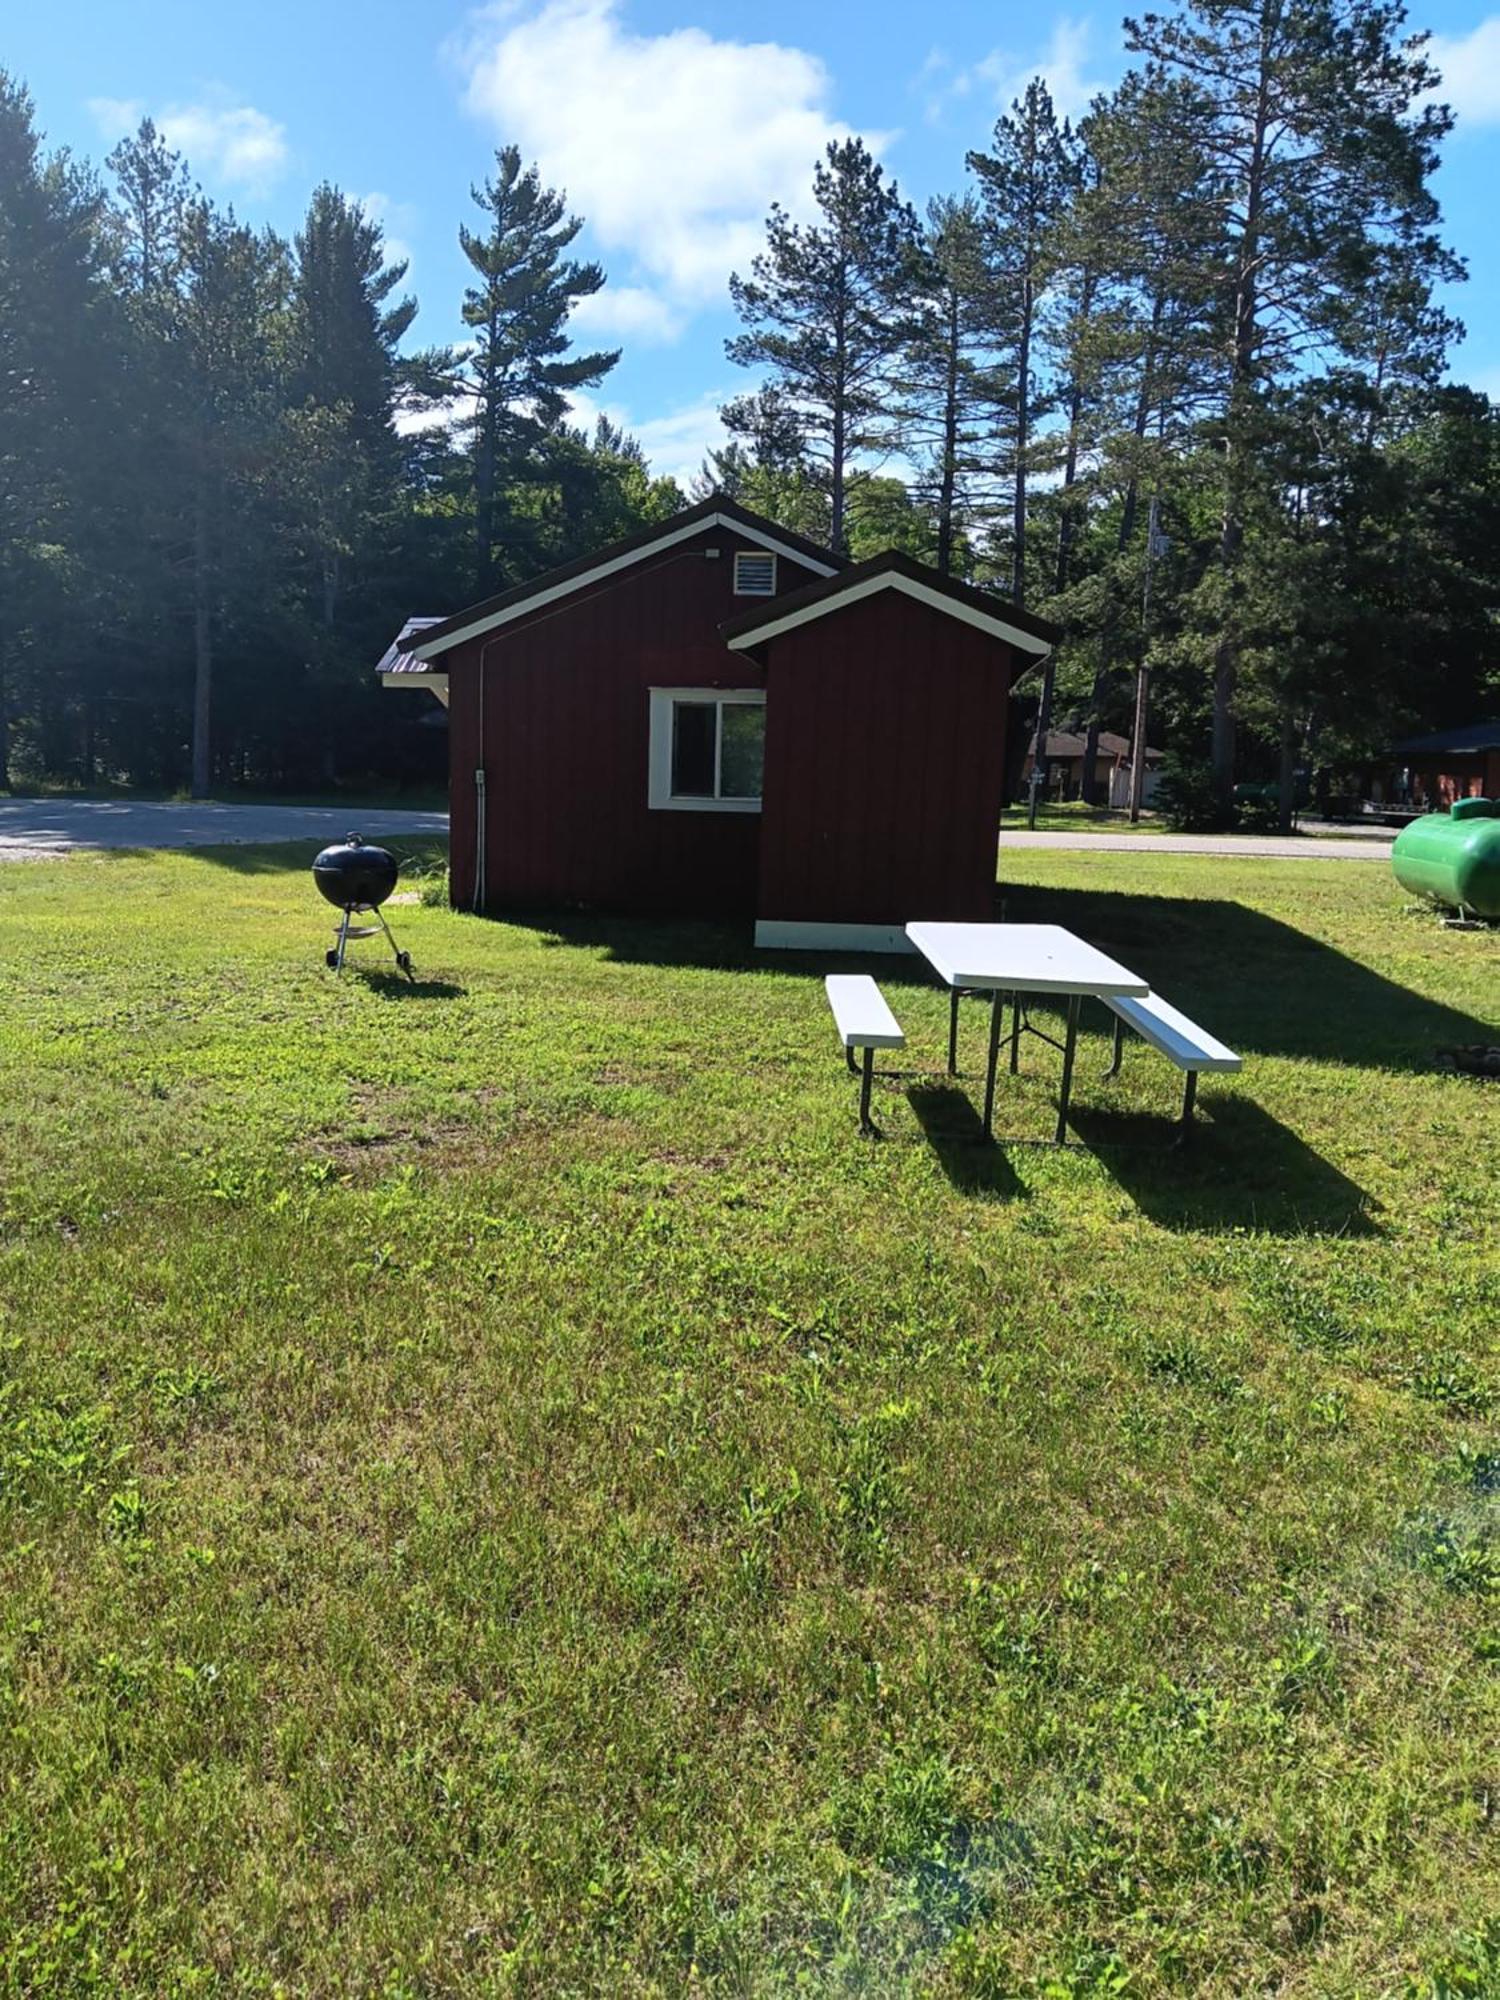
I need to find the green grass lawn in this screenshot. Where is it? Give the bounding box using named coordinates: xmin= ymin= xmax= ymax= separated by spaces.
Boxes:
xmin=1002 ymin=801 xmax=1161 ymax=834
xmin=0 ymin=843 xmax=1496 ymax=1996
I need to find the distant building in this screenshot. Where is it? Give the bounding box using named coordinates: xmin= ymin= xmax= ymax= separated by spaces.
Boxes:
xmin=1386 ymin=723 xmax=1500 ymax=810
xmin=1022 ymin=729 xmax=1164 ymax=810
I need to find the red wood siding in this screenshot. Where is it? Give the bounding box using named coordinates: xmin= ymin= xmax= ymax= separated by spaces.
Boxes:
xmin=756 ymin=591 xmax=1016 ymax=928
xmin=445 ymin=530 xmax=822 ymax=916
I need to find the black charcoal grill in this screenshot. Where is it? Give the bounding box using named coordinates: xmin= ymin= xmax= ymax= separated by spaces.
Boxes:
xmin=313 ymin=834 xmax=414 ymax=980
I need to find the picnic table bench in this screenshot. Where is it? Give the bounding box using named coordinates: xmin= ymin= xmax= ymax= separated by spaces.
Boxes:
xmin=825 ymin=974 xmax=904 ymax=1133
xmin=1102 ymin=991 xmax=1242 ymax=1132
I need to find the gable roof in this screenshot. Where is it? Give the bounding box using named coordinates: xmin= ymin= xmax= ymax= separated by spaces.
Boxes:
xmin=409 ymin=495 xmax=843 ymax=662
xmin=1392 ymin=721 xmax=1500 ymax=756
xmin=375 ymin=616 xmax=445 ymax=680
xmin=722 ymin=549 xmax=1059 ymax=662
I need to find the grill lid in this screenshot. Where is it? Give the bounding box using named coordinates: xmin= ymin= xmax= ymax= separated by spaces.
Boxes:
xmin=312 ymin=834 xmax=400 ymax=911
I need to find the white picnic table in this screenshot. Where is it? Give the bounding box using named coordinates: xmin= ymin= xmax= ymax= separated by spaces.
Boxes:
xmin=905 ymin=921 xmax=1150 ymax=1143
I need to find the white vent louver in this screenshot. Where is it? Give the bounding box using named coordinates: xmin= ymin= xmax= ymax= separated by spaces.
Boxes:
xmin=733 ymin=550 xmax=777 ymax=596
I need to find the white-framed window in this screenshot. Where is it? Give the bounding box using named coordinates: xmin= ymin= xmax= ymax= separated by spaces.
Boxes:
xmin=733 ymin=549 xmax=777 ymax=596
xmin=648 ymin=688 xmax=766 ymax=813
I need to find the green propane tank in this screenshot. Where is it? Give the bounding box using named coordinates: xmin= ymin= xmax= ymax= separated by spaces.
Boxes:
xmin=1391 ymin=799 xmax=1500 ymax=919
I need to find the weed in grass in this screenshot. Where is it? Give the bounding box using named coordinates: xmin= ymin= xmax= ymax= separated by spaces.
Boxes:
xmin=1404 ymin=1916 xmax=1500 ymax=1999
xmin=1410 ymin=1514 xmax=1500 ymax=1597
xmin=1256 ymin=1271 xmax=1358 ymax=1354
xmin=1408 ymin=1351 xmax=1496 ymax=1418
xmin=1454 ymin=1443 xmax=1500 ymax=1493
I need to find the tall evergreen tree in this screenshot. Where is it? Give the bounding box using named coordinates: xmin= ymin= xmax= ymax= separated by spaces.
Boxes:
xmin=0 ymin=73 xmax=114 ymax=789
xmin=1126 ymin=0 xmax=1457 ymax=800
xmin=286 ymin=186 xmax=416 ymax=627
xmin=457 ymin=146 xmax=618 ymax=587
xmin=173 ymin=199 xmax=289 ymax=795
xmin=726 ymin=139 xmax=916 ymax=553
xmin=896 ymin=195 xmax=1008 ymax=576
xmin=967 ymin=81 xmax=1075 ymax=606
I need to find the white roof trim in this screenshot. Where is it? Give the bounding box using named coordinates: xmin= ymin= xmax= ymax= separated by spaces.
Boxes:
xmin=382 ymin=670 xmax=449 ymax=707
xmin=724 ymin=570 xmax=1053 ymax=658
xmin=412 ymin=512 xmax=838 ymax=660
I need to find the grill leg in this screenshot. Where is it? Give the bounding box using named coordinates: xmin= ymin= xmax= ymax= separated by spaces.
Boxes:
xmin=333 ymin=908 xmax=352 ymax=974
xmin=983 ymin=990 xmax=1004 ymax=1139
xmin=1104 ymin=1013 xmax=1125 ymax=1079
xmin=858 ymin=1046 xmax=875 ymax=1136
xmin=372 ymin=904 xmax=415 ymax=982
xmin=947 ymin=986 xmax=961 ymax=1077
xmin=1055 ymin=994 xmax=1081 ymax=1145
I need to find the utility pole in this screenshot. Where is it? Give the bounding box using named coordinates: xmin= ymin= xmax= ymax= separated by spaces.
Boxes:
xmin=1129 ymin=496 xmax=1167 ymax=823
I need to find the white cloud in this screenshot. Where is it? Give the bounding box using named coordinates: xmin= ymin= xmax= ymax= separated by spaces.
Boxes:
xmin=570 ymin=284 xmax=685 ymax=346
xmin=976 ymin=18 xmax=1116 ymax=124
xmin=453 ymin=0 xmax=881 ymax=322
xmin=89 ymin=88 xmax=288 ymax=196
xmin=1426 ymin=16 xmax=1500 ymax=127
xmin=88 ymin=97 xmax=146 ymax=141
xmin=569 ymin=387 xmax=728 ymax=488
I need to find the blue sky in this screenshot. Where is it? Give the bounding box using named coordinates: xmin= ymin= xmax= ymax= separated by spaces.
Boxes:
xmin=12 ymin=0 xmax=1500 ymax=485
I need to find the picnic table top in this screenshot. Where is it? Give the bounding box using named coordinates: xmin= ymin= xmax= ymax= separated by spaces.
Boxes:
xmin=905 ymin=921 xmax=1150 ymax=998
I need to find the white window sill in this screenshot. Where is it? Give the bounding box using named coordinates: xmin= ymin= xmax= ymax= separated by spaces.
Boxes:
xmin=649 ymin=795 xmax=762 ymax=814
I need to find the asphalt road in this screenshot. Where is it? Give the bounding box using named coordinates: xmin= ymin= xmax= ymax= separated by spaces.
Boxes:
xmin=0 ymin=797 xmax=1395 ymax=865
xmin=1001 ymin=828 xmax=1393 ymax=861
xmin=0 ymin=798 xmax=449 ymax=862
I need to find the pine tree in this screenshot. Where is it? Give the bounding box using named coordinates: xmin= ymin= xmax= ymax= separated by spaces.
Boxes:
xmin=726 ymin=139 xmax=916 ymax=553
xmin=1126 ymin=0 xmax=1457 ymax=801
xmin=0 ymin=73 xmax=113 ymax=789
xmin=967 ymin=81 xmax=1075 ymax=606
xmin=104 ymin=118 xmax=190 ymax=309
xmin=287 ymin=187 xmax=416 ymax=628
xmin=173 ymin=199 xmax=289 ymax=795
xmin=895 ymin=196 xmax=1008 ymax=576
xmin=457 ymin=146 xmax=619 ymax=587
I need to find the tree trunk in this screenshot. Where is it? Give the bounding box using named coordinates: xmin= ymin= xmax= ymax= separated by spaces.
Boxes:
xmin=1213 ymin=36 xmax=1273 ymax=808
xmin=1027 ymin=659 xmax=1058 ymax=828
xmin=935 ymin=289 xmax=960 ymax=577
xmin=191 ymin=482 xmax=213 ymax=799
xmin=830 ymin=395 xmax=847 ymax=554
xmin=1012 ymin=276 xmax=1032 ymax=606
xmin=0 ymin=638 xmax=10 ymax=793
xmin=1277 ymin=705 xmax=1297 ymax=834
xmin=1080 ymin=714 xmax=1105 ymax=808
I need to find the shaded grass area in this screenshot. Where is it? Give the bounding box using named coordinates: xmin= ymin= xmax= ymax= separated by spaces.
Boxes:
xmin=0 ymin=842 xmax=1496 ymax=1995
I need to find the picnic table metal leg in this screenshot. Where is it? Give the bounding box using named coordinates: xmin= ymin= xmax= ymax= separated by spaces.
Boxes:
xmin=1055 ymin=994 xmax=1081 ymax=1145
xmin=1104 ymin=1013 xmax=1125 ymax=1078
xmin=947 ymin=986 xmax=961 ymax=1076
xmin=1178 ymin=1069 xmax=1198 ymax=1138
xmin=982 ymin=989 xmax=1004 ymax=1138
xmin=1009 ymin=991 xmax=1022 ymax=1074
xmin=858 ymin=1046 xmax=875 ymax=1135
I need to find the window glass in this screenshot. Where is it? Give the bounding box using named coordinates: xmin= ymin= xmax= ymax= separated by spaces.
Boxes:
xmin=670 ymin=701 xmax=716 ymax=797
xmin=719 ymin=702 xmax=765 ymax=799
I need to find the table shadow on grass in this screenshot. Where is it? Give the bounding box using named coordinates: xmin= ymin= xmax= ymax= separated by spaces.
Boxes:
xmin=1070 ymin=1094 xmax=1379 ymax=1236
xmin=996 ymin=881 xmax=1493 ymax=1075
xmin=906 ymin=1083 xmax=1028 ymax=1200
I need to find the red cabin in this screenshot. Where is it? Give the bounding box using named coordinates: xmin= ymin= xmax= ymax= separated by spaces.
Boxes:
xmin=392 ymin=497 xmax=1057 ymax=950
